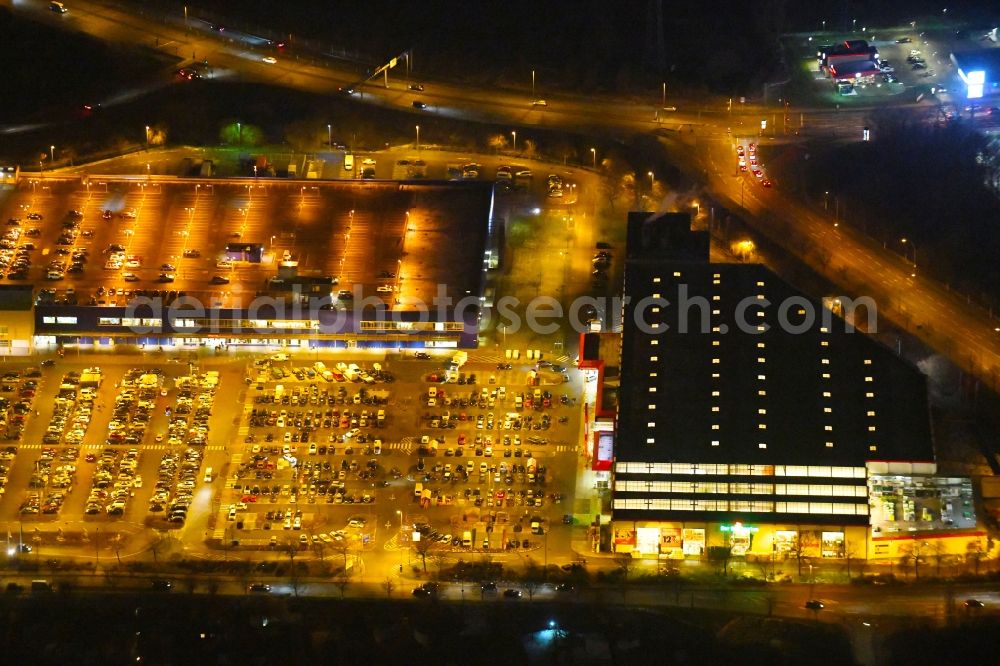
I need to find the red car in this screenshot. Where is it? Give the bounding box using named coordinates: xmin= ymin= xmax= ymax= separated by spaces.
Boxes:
xmin=761 ymin=179 xmax=773 ymax=188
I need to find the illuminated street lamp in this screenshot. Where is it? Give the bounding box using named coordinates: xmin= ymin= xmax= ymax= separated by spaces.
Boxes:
xmin=647 ymin=171 xmax=654 ymax=189
xmin=511 ymin=130 xmax=517 ymax=154
xmin=50 ymin=145 xmax=55 ymax=163
xmin=327 ymin=124 xmax=332 ymax=147
xmin=590 ymin=147 xmax=596 ymax=168
xmin=901 ymin=237 xmax=918 ymax=271
xmin=415 ymin=125 xmax=420 ymax=152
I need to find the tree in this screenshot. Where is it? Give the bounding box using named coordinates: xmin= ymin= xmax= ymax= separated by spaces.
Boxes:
xmin=521 ymin=557 xmax=545 ymax=600
xmin=931 ymin=539 xmax=948 ymax=577
xmin=283 ymin=544 xmax=302 ymax=596
xmin=844 ymin=540 xmax=860 ymax=580
xmin=311 ymin=534 xmax=328 ymax=562
xmin=149 ymin=531 xmax=167 ymax=566
xmin=333 ymin=569 xmax=352 ymax=599
xmin=613 ymin=552 xmax=634 ymax=600
xmin=707 ymin=546 xmax=733 ymax=575
xmin=788 ymin=538 xmax=809 ymax=578
xmin=329 ymin=540 xmax=351 ymax=573
xmin=966 ymin=541 xmax=985 ymax=575
xmin=488 ymin=134 xmax=509 ymax=153
xmin=414 ymin=537 xmax=434 ymax=574
xmin=521 ymin=139 xmax=538 ymax=159
xmin=219 ymin=121 xmax=263 ymax=147
xmin=383 ymin=576 xmax=396 ymax=599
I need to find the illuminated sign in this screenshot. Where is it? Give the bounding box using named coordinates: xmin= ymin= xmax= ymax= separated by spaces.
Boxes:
xmin=592 ymin=420 xmax=614 ymax=471
xmin=967 ymin=70 xmax=985 ymax=99
xmin=720 ymin=522 xmax=759 ymax=534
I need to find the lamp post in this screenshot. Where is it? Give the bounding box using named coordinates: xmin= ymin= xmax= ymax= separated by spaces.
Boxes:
xmin=901 ymin=238 xmax=918 ymax=272
xmin=647 ymin=171 xmax=654 ymax=190
xmin=396 ymin=509 xmax=404 ymax=573
xmin=50 ymin=145 xmax=55 ymax=163
xmin=590 ymin=147 xmax=596 ymax=168
xmin=662 ymin=81 xmax=666 ymax=107
xmin=145 ymin=125 xmax=151 ymax=146
xmin=531 ymin=69 xmax=535 ymax=97
xmin=415 ymin=125 xmax=420 ymax=152
xmin=327 ymin=124 xmax=332 ymax=148
xmin=236 ymin=122 xmax=242 ymax=145
xmin=511 ymin=130 xmax=516 ymax=154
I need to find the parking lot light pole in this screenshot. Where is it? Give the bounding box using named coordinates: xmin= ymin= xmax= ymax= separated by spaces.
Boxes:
xmin=327 ymin=124 xmax=332 ymax=148
xmin=415 ymin=125 xmax=420 ymax=152
xmin=396 ymin=510 xmax=404 ymax=573
xmin=590 ymin=148 xmax=596 ymax=168
xmin=511 ymin=130 xmax=516 ymax=154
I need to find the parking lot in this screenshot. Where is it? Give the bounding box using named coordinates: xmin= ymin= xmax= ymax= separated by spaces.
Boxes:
xmin=218 ymin=353 xmax=581 ymax=558
xmin=0 ymin=351 xmax=584 ymax=564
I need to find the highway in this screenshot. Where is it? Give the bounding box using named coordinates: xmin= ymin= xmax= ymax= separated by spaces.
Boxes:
xmin=13 ymin=4 xmax=1000 ymax=397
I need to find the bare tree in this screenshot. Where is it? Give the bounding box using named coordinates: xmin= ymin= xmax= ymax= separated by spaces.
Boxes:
xmin=930 ymin=540 xmax=949 ymax=577
xmin=707 ymin=546 xmax=733 ymax=576
xmin=966 ymin=541 xmax=985 ymax=575
xmin=414 ymin=538 xmax=434 ymax=574
xmin=613 ymin=552 xmax=634 ymax=600
xmin=311 ymin=534 xmax=328 ymax=562
xmin=844 ymin=540 xmax=859 ymax=580
xmin=488 ymin=134 xmax=509 ymax=154
xmin=328 ymin=540 xmax=351 ymax=574
xmin=149 ymin=530 xmax=168 ymax=566
xmin=284 ymin=544 xmax=302 ymax=596
xmin=333 ymin=569 xmax=352 ymax=599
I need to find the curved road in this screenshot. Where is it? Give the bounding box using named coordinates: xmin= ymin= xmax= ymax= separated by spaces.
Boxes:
xmin=12 ymin=4 xmax=1000 ymax=397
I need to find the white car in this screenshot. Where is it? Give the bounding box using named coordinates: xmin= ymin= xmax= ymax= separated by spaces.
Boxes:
xmin=262 ymin=56 xmax=277 ymax=64
xmin=362 ymin=158 xmax=376 ymax=166
xmin=532 ymin=99 xmax=548 ymax=106
xmin=270 ymin=353 xmax=289 ymax=361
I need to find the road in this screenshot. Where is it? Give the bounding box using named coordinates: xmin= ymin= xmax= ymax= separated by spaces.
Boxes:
xmin=18 ymin=0 xmax=1000 ymax=389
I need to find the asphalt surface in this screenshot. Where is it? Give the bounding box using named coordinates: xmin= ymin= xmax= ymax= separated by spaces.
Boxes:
xmin=17 ymin=0 xmax=1000 ymax=388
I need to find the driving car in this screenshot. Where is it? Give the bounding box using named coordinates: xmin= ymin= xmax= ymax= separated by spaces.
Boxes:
xmin=262 ymin=56 xmax=277 ymax=64
xmin=412 ymin=100 xmax=427 ymax=109
xmin=532 ymin=99 xmax=547 ymax=106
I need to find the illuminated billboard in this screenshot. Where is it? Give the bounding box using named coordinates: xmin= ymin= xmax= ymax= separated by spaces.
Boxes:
xmin=966 ymin=69 xmax=985 ymax=99
xmin=592 ymin=421 xmax=614 ymax=471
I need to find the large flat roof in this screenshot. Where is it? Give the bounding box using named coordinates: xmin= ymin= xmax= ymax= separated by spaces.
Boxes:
xmin=952 ymin=47 xmax=1000 ymax=76
xmin=4 ymin=178 xmax=491 ymax=313
xmin=616 ymin=213 xmax=934 ymax=468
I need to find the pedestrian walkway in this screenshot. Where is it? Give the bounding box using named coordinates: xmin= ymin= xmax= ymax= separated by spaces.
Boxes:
xmin=382 ymin=441 xmax=412 ymax=454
